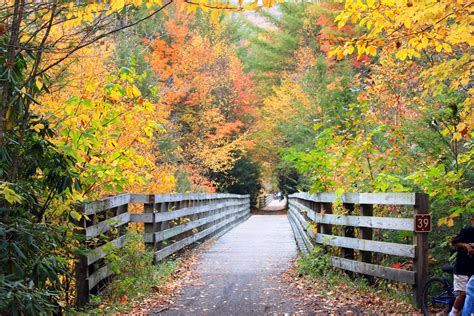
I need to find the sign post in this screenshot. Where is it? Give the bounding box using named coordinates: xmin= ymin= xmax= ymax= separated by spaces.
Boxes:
xmin=414 ymin=193 xmax=430 ymax=307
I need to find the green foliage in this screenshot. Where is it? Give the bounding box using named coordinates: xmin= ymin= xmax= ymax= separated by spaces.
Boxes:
xmin=209 ymin=153 xmax=262 ymax=205
xmin=0 ymin=214 xmax=71 ymax=315
xmin=96 ymin=230 xmax=177 ymax=312
xmin=239 ymin=3 xmax=310 ymax=93
xmin=174 ymin=170 xmax=194 ymax=193
xmin=297 ymin=246 xmax=333 ymax=279
xmin=276 ymin=159 xmax=309 ymax=195
xmin=114 ymin=6 xmax=166 ymax=96
xmin=0 ymin=54 xmax=79 ymax=314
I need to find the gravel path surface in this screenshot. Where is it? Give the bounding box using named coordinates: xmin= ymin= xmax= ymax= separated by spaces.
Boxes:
xmin=158 ymin=215 xmax=300 ymax=316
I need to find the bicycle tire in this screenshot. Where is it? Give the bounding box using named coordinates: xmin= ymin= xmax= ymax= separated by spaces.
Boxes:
xmin=422 ymin=277 xmax=454 ymax=316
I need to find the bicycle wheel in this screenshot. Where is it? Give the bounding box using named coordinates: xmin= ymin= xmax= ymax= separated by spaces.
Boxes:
xmin=422 ymin=277 xmax=453 ymax=315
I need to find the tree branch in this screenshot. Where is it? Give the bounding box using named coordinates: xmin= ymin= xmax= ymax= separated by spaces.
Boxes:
xmin=27 ymin=0 xmax=174 ymax=83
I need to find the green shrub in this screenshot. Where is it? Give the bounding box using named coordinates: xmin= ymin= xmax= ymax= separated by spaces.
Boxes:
xmin=90 ymin=230 xmax=177 ymax=312
xmin=297 ymin=246 xmax=333 ymax=278
xmin=0 ymin=215 xmax=70 ymax=315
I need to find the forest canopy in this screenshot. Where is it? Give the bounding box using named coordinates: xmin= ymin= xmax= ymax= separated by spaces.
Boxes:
xmin=0 ymin=0 xmax=472 ymax=313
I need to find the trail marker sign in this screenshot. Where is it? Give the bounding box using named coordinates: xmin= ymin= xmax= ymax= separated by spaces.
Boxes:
xmin=414 ymin=214 xmax=431 ymax=232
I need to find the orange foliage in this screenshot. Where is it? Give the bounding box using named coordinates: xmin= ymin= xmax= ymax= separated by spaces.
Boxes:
xmin=146 ymin=11 xmax=257 ymax=189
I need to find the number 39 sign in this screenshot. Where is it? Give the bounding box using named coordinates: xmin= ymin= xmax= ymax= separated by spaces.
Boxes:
xmin=415 ymin=214 xmax=432 ymax=232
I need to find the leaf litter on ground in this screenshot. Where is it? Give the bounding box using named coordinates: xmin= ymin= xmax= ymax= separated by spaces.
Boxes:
xmin=279 ymin=259 xmax=422 ymax=315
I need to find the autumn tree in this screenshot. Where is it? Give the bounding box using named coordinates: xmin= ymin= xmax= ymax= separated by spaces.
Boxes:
xmin=329 ymin=0 xmax=473 ymax=223
xmin=240 ymin=4 xmax=309 ymax=95
xmin=37 ymin=45 xmax=175 ymax=200
xmin=147 ymin=11 xmax=258 ymax=191
xmin=240 ymin=3 xmax=358 ymax=191
xmin=272 ymin=0 xmax=472 ymax=272
xmin=0 ymin=1 xmax=278 ymax=313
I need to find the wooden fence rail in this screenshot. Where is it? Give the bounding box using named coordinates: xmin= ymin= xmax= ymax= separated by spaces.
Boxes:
xmin=75 ymin=193 xmax=250 ymax=305
xmin=256 ymin=194 xmax=273 ymax=208
xmin=287 ymin=192 xmax=429 ymax=307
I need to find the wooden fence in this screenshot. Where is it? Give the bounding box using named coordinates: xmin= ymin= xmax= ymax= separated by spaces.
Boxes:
xmin=75 ymin=193 xmax=250 ymax=304
xmin=287 ymin=192 xmax=429 ymax=306
xmin=256 ymin=194 xmax=273 ymax=208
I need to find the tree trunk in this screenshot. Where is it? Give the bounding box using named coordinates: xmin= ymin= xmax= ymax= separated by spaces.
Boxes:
xmin=0 ymin=0 xmax=25 ymax=146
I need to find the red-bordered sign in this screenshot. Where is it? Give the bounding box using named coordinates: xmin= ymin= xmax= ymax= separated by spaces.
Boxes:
xmin=415 ymin=214 xmax=431 ymax=232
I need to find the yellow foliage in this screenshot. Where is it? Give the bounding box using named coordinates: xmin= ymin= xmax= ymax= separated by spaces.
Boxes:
xmin=36 ymin=44 xmax=175 ymax=199
xmin=331 ymin=0 xmax=473 ymax=141
xmin=332 ymin=0 xmax=471 ymax=75
xmin=253 ymin=79 xmax=314 ymax=179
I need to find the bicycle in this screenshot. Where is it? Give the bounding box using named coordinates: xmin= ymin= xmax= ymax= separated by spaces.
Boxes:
xmin=422 ymin=264 xmax=456 ymax=315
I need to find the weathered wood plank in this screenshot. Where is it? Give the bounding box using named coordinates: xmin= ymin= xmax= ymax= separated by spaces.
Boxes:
xmin=144 ymin=204 xmax=250 ymax=243
xmin=288 ymin=214 xmax=310 ymax=255
xmin=130 ymin=193 xmax=250 ymax=204
xmin=289 ymin=200 xmax=414 ymax=231
xmin=85 ymin=212 xmax=130 ymax=239
xmin=360 ymin=204 xmax=374 ymax=274
xmin=288 ymin=209 xmax=314 ymax=252
xmin=310 ymin=213 xmax=414 ymax=231
xmin=315 ymin=234 xmax=415 ymax=258
xmin=342 ymin=203 xmax=356 ymax=260
xmin=331 ymin=256 xmax=415 ymax=284
xmin=321 ymin=202 xmax=333 ymax=235
xmin=74 ymin=214 xmax=89 ymax=305
xmin=82 ymin=193 xmax=249 ymax=215
xmin=83 ymin=194 xmax=131 ymax=216
xmin=87 ymin=235 xmax=127 ymax=265
xmin=289 ymin=192 xmax=417 ymax=205
xmin=130 ymin=200 xmax=248 ymax=224
xmin=288 ymin=206 xmax=310 ymax=230
xmin=154 ymin=210 xmax=249 ymax=262
xmin=87 ymin=266 xmax=114 ymax=290
xmin=288 ymin=200 xmax=322 ymax=222
xmin=288 ymin=206 xmax=317 ymax=239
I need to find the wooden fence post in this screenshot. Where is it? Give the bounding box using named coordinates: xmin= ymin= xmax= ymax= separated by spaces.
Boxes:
xmin=158 ymin=201 xmax=169 ymax=250
xmin=74 ymin=204 xmax=89 ymax=305
xmin=314 ymin=202 xmax=322 ymax=234
xmin=144 ymin=194 xmax=156 ymax=252
xmin=360 ymin=204 xmax=374 ymax=283
xmin=321 ymin=203 xmax=333 ymax=235
xmin=414 ymin=193 xmax=429 ymax=307
xmin=116 ymin=203 xmax=128 ymax=238
xmin=343 ymin=203 xmax=355 ymax=260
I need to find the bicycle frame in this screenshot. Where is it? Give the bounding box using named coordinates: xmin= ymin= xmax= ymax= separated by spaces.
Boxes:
xmin=431 ymin=277 xmax=456 ymax=306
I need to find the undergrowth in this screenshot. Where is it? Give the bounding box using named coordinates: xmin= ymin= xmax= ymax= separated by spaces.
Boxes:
xmin=76 ymin=230 xmax=179 ymax=314
xmin=296 ymin=246 xmax=414 ymax=306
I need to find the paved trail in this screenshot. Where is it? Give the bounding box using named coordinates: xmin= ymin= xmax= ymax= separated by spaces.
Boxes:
xmin=159 ymin=214 xmax=300 ymax=315
xmin=260 ymin=198 xmax=287 ymax=212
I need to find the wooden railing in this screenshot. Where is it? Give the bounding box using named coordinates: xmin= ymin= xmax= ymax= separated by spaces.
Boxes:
xmin=75 ymin=193 xmax=250 ymax=304
xmin=256 ymin=194 xmax=273 ymax=208
xmin=288 ymin=192 xmax=429 ymax=306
